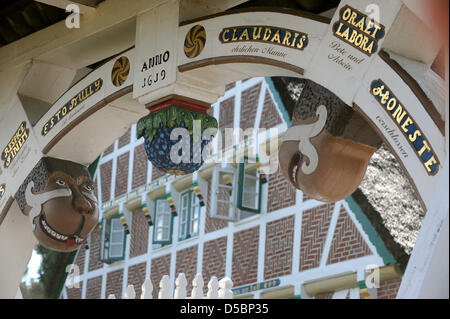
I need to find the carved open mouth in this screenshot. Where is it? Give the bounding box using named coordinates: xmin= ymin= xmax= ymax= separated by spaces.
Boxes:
xmin=288 ymin=152 xmax=302 ymax=189
xmin=39 ymin=214 xmax=85 ymax=245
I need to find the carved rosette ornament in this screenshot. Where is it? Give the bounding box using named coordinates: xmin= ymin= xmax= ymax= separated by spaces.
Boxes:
xmin=136 ymin=98 xmax=218 ymax=175
xmin=278 ymin=80 xmax=382 ymax=202
xmin=14 ymin=158 xmax=99 ymax=252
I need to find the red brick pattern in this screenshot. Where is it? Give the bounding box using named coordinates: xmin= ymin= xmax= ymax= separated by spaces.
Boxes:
xmin=267 ymin=164 xmax=296 ymax=213
xmin=315 ymin=292 xmax=333 ymax=299
xmin=239 ymin=83 xmax=261 ymax=133
xmin=299 ymin=203 xmax=334 ymax=272
xmin=326 ymin=206 xmax=372 ymax=265
xmin=127 ymin=262 xmax=147 ymax=298
xmin=175 ymin=245 xmax=198 ymax=294
xmin=151 ymin=254 xmax=171 ymax=299
xmin=115 ymin=152 xmax=129 ymax=197
xmin=264 ymin=215 xmax=295 ymax=280
xmin=88 ymin=226 xmax=103 ymax=272
xmin=225 ymin=82 xmax=236 ymax=90
xmin=118 ymin=128 xmax=131 ymax=149
xmin=202 ymin=237 xmax=227 ymax=281
xmin=204 ymin=182 xmax=228 ymax=234
xmin=106 ymin=269 xmax=124 ymax=299
xmin=303 ymin=193 xmax=312 ymax=202
xmin=376 ymin=278 xmax=402 ymax=299
xmin=259 ymin=90 xmax=282 ymax=129
xmin=219 ymin=97 xmax=235 ymax=150
xmin=152 ymin=166 xmax=166 ymax=181
xmin=100 ymin=160 xmax=112 ymax=203
xmin=85 ymin=276 xmax=102 ymax=299
xmin=103 ymin=143 xmax=115 ymax=156
xmin=66 ymin=286 xmax=82 ymax=299
xmin=130 ymin=209 xmax=149 ymax=258
xmin=232 ymin=226 xmax=259 ymax=287
xmin=74 ymin=248 xmax=85 ymax=275
xmin=132 ymin=144 xmax=148 ymax=190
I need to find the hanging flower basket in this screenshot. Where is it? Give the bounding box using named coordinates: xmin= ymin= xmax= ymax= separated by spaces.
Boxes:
xmin=137 ymin=104 xmax=218 ymax=175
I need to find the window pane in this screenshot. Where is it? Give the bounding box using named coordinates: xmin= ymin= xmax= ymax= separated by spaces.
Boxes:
xmin=112 ymin=219 xmax=123 ymax=231
xmin=110 ymin=244 xmax=123 ymax=257
xmin=111 ymin=232 xmax=123 ymax=242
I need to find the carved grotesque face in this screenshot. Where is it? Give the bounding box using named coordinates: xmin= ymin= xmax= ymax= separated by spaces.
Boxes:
xmin=25 ymin=171 xmax=99 ymax=252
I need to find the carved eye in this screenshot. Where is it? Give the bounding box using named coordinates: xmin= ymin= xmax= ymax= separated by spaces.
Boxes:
xmin=56 ymin=179 xmax=66 ymax=186
xmin=83 ymin=184 xmax=93 ymax=191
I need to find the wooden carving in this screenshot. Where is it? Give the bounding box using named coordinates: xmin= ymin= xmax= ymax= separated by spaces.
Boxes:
xmin=15 ymin=158 xmax=99 ymax=252
xmin=278 ymin=79 xmax=382 ymax=202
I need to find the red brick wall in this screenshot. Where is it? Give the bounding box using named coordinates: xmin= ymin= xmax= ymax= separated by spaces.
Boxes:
xmin=103 ymin=143 xmax=114 ymax=156
xmin=127 ymin=262 xmax=147 ymax=298
xmin=264 ymin=215 xmax=295 ymax=280
xmin=377 ymin=278 xmax=402 ymax=299
xmin=175 ymin=245 xmax=198 ymax=294
xmin=204 ymin=182 xmax=228 ymax=234
xmin=85 ymin=276 xmax=102 ymax=299
xmin=106 ymin=269 xmax=124 ymax=299
xmin=267 ymin=164 xmax=296 ymax=213
xmin=152 ymin=166 xmax=166 ymax=181
xmin=130 ymin=209 xmax=148 ymax=258
xmin=225 ymin=83 xmax=236 ymax=90
xmin=74 ymin=248 xmax=85 ymax=275
xmin=100 ymin=160 xmax=112 ymax=203
xmin=88 ymin=226 xmax=103 ymax=272
xmin=114 ymin=152 xmax=129 ymax=197
xmin=299 ymin=203 xmax=334 ymax=272
xmin=202 ymin=237 xmax=227 ymax=281
xmin=239 ymin=83 xmax=261 ymax=134
xmin=219 ymin=97 xmax=235 ymax=150
xmin=232 ymin=226 xmax=259 ymax=287
xmin=151 ymin=254 xmax=171 ymax=299
xmin=326 ymin=206 xmax=371 ymax=265
xmin=259 ymin=90 xmax=282 ymax=129
xmin=66 ymin=285 xmax=82 ymax=299
xmin=118 ymin=128 xmax=131 ymax=149
xmin=132 ymin=144 xmax=148 ymax=190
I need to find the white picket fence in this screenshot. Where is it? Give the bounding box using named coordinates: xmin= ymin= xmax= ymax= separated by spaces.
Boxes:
xmin=106 ymin=273 xmax=234 ymax=299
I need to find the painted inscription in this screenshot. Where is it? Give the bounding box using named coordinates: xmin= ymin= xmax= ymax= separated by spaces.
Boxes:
xmin=140 ymin=51 xmax=169 ymax=89
xmin=371 ymin=79 xmax=439 ymax=175
xmin=41 ymin=79 xmax=103 ymax=136
xmin=333 ymin=5 xmax=385 ymax=56
xmin=1 ymin=121 xmax=29 ymax=168
xmin=219 ymin=25 xmax=308 ymax=51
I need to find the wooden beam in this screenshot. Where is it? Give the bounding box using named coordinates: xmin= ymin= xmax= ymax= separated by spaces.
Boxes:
xmin=34 ymin=0 xmax=98 ymax=14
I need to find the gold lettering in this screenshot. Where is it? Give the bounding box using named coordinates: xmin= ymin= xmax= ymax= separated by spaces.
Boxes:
xmin=418 ymin=140 xmax=431 ymax=157
xmin=348 ymin=12 xmax=358 ymax=25
xmin=424 ymin=156 xmax=438 ymax=173
xmin=341 ymin=7 xmax=352 ymax=21
xmin=263 ymin=28 xmax=272 ymax=41
xmin=271 ymin=30 xmax=281 ymax=43
xmin=401 ymin=117 xmax=413 ymax=133
xmin=291 ymin=32 xmax=300 ymax=47
xmin=354 ymin=16 xmax=365 ymax=30
xmin=409 ymin=129 xmax=421 ymax=142
xmin=253 ymin=27 xmax=262 ymax=40
xmin=297 ymin=35 xmax=306 ymax=49
xmin=282 ymin=31 xmax=291 ymax=46
xmin=371 ymin=24 xmax=382 ymax=38
xmin=231 ymin=28 xmax=238 ymax=41
xmin=239 ymin=28 xmax=249 ymax=41
xmin=386 ymin=98 xmax=397 ymax=111
xmin=364 ymin=20 xmax=374 ymax=35
xmin=222 ymin=29 xmax=230 ymax=42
